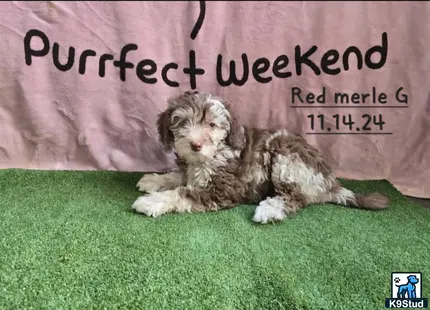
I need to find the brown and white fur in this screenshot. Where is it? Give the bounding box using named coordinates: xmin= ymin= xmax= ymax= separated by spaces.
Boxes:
xmin=132 ymin=91 xmax=389 ymax=224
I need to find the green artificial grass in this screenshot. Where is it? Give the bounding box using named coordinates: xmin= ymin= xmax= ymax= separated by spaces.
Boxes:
xmin=0 ymin=169 xmax=429 ymax=310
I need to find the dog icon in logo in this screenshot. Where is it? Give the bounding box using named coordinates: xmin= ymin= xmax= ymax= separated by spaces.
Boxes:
xmin=396 ymin=275 xmax=419 ymax=299
xmin=386 ymin=272 xmax=428 ymax=308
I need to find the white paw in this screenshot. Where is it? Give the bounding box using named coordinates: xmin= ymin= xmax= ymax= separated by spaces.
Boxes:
xmin=136 ymin=174 xmax=164 ymax=192
xmin=131 ymin=193 xmax=170 ymax=217
xmin=252 ymin=197 xmax=286 ymax=224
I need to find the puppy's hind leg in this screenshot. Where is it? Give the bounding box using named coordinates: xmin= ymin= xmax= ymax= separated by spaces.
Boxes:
xmin=253 ymin=132 xmax=329 ymax=224
xmin=252 ymin=182 xmax=307 ymax=224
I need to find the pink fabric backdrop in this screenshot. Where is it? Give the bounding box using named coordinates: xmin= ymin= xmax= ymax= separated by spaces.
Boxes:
xmin=0 ymin=1 xmax=429 ymax=198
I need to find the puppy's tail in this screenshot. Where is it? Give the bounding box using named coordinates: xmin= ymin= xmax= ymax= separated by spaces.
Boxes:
xmin=329 ymin=186 xmax=389 ymax=210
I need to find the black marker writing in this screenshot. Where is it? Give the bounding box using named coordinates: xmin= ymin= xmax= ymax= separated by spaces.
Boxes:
xmin=23 ymin=29 xmax=196 ymax=88
xmin=24 ymin=28 xmax=389 ymax=90
xmin=190 ymin=1 xmax=206 ymax=40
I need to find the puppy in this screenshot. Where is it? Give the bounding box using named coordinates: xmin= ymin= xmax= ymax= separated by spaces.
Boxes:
xmin=132 ymin=90 xmax=389 ymax=224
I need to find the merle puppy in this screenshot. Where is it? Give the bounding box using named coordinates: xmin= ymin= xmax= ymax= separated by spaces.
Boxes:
xmin=132 ymin=91 xmax=389 ymax=224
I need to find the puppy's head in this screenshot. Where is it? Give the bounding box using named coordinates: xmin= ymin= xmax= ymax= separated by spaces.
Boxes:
xmin=156 ymin=91 xmax=245 ymax=163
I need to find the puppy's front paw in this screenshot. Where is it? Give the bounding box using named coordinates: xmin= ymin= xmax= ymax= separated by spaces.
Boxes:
xmin=136 ymin=174 xmax=164 ymax=192
xmin=131 ymin=193 xmax=170 ymax=217
xmin=252 ymin=198 xmax=286 ymax=224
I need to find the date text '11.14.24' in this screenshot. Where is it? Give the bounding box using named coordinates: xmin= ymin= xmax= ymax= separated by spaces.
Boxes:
xmin=307 ymin=114 xmax=387 ymax=135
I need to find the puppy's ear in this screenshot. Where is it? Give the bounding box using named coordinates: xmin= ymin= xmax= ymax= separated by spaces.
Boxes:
xmin=225 ymin=103 xmax=246 ymax=150
xmin=156 ymin=108 xmax=174 ymax=152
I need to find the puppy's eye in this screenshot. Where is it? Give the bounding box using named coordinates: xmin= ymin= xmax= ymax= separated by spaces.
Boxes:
xmin=209 ymin=123 xmax=216 ymax=128
xmin=174 ymin=118 xmax=189 ymax=127
xmin=172 ymin=116 xmax=180 ymax=123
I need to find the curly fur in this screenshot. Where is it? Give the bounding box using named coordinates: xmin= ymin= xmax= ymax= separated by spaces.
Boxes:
xmin=132 ymin=90 xmax=390 ymax=224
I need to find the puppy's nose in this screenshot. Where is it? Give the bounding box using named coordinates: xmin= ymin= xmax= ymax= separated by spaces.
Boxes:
xmin=190 ymin=142 xmax=202 ymax=152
